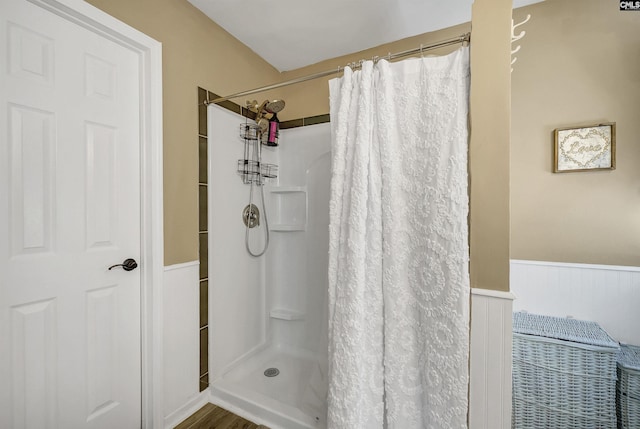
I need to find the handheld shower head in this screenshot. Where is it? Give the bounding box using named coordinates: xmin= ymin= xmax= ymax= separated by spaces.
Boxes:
xmin=256 ymin=117 xmax=269 ymax=133
xmin=264 ymin=100 xmax=285 ymax=114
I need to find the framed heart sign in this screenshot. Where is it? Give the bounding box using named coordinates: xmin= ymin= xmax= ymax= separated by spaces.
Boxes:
xmin=554 ymin=122 xmax=616 ymax=173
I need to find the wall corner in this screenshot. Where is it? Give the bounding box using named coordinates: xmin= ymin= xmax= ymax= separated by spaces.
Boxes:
xmin=469 ymin=0 xmax=512 ymax=293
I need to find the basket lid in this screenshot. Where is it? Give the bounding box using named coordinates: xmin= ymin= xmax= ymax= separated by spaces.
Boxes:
xmin=513 ymin=312 xmax=619 ymax=348
xmin=619 ymin=344 xmax=640 ymax=370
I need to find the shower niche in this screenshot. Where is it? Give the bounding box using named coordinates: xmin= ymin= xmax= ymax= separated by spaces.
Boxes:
xmin=268 ymin=187 xmax=308 ymax=323
xmin=269 ymin=187 xmax=307 ymax=232
xmin=270 ymin=308 xmax=305 ymax=321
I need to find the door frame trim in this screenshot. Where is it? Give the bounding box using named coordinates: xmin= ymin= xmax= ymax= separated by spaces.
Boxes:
xmin=27 ymin=0 xmax=165 ymax=426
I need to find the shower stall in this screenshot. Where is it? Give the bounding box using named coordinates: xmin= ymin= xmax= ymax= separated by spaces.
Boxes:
xmin=207 ymin=104 xmax=330 ymax=429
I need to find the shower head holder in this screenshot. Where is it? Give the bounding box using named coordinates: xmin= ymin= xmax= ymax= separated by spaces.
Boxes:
xmin=247 ymin=99 xmax=285 ymax=119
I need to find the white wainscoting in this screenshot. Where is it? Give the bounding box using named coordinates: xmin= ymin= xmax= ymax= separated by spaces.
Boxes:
xmin=511 ymin=259 xmax=640 ymax=346
xmin=469 ymin=288 xmax=515 ymax=429
xmin=163 ymin=261 xmax=201 ymax=427
xmin=163 ymin=390 xmax=210 ymax=429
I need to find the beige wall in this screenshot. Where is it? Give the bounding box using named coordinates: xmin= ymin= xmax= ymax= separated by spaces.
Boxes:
xmin=470 ymin=0 xmax=513 ymax=292
xmin=512 ymin=0 xmax=640 ymax=266
xmin=278 ymin=23 xmax=471 ymax=120
xmin=86 ymin=0 xmax=283 ymax=265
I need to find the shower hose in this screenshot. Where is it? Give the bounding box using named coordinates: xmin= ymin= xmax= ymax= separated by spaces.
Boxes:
xmin=245 ymin=177 xmax=270 ymax=257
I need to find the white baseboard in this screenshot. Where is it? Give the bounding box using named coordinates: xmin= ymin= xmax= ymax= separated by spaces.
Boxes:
xmin=469 ymin=288 xmax=514 ymax=429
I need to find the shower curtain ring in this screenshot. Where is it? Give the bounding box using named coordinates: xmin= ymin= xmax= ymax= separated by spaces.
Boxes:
xmin=420 ymin=44 xmax=424 ymax=57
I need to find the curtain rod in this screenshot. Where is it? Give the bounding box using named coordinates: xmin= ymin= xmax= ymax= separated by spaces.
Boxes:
xmin=204 ymin=32 xmax=470 ymax=105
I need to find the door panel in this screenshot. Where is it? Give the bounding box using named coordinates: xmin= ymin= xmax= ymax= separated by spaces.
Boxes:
xmin=8 ymin=104 xmax=56 ymax=256
xmin=10 ymin=299 xmax=57 ymax=429
xmin=0 ymin=0 xmax=142 ymax=428
xmin=85 ymin=122 xmax=118 ymax=250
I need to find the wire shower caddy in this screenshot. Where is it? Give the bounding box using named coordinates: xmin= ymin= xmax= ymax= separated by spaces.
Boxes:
xmin=237 ymin=123 xmax=278 ymax=185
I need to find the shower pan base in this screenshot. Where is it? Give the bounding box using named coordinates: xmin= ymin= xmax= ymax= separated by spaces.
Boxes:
xmin=210 ymin=344 xmax=327 ymax=429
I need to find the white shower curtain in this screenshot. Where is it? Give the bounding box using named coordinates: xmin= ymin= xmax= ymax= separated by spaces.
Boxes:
xmin=327 ymin=47 xmax=470 ymax=429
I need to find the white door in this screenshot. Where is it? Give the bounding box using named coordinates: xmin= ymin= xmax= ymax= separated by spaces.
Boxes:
xmin=0 ymin=0 xmax=142 ymax=428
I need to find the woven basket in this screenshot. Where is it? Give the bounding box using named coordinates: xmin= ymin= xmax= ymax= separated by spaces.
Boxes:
xmin=513 ymin=312 xmax=620 ymax=429
xmin=617 ymin=344 xmax=640 ymax=429
xmin=513 ymin=398 xmax=618 ymax=429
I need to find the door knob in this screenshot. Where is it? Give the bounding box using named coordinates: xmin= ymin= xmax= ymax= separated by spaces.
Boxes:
xmin=108 ymin=258 xmax=138 ymax=271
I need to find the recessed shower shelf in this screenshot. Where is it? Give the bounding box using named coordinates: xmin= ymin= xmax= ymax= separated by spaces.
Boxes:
xmin=270 ymin=224 xmax=305 ymax=232
xmin=270 ymin=309 xmax=305 ymax=321
xmin=269 ymin=186 xmax=306 ymax=194
xmin=269 ymin=186 xmax=307 ymax=232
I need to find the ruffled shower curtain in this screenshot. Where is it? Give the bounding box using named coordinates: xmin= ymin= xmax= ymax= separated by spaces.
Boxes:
xmin=327 ymin=47 xmax=470 ymax=429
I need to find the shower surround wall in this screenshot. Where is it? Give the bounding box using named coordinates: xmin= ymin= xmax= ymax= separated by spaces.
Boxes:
xmin=198 ymin=88 xmax=260 ymax=392
xmin=205 ymin=101 xmax=330 ymax=428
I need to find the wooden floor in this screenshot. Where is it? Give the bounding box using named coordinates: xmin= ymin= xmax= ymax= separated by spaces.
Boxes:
xmin=175 ymin=403 xmax=269 ymax=429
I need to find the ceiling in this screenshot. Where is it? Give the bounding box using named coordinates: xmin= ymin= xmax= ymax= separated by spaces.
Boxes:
xmin=188 ymin=0 xmax=543 ymax=72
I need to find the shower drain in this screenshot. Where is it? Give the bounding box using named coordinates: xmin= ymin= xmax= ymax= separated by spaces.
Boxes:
xmin=263 ymin=367 xmax=280 ymax=377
